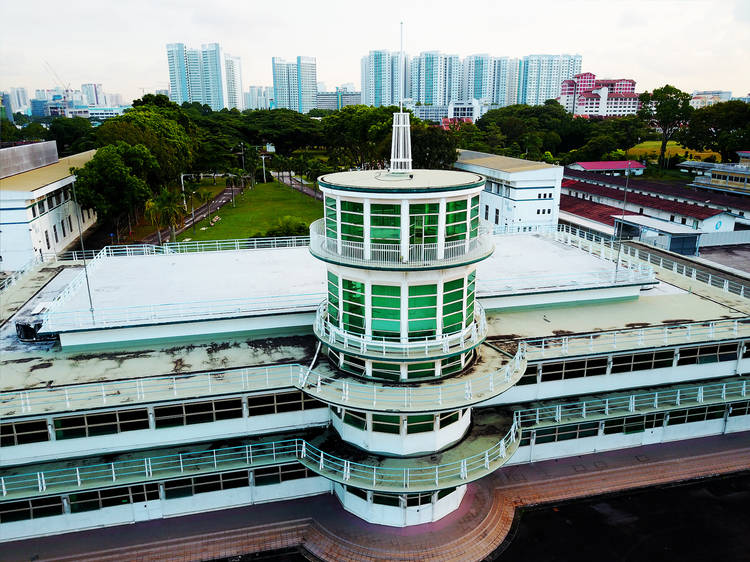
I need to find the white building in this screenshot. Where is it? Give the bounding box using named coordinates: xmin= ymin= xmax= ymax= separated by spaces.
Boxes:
xmin=244 ymin=86 xmax=274 ymax=110
xmin=3 ymin=112 xmax=750 ymax=558
xmin=361 ymin=50 xmax=409 ymax=107
xmin=8 ymin=87 xmax=29 ymax=113
xmin=410 ymin=51 xmax=461 ymax=107
xmin=491 ymin=57 xmax=520 ymax=107
xmin=0 ymin=143 xmax=97 ymax=271
xmin=455 ymin=149 xmax=563 ymax=231
xmin=272 ymin=56 xmax=318 ymax=113
xmin=559 ymin=73 xmax=639 ymax=116
xmin=166 ymin=42 xmax=243 ymax=110
xmin=519 ymin=54 xmax=582 ymax=105
xmin=690 ymin=90 xmax=732 ymax=109
xmin=81 ymin=83 xmax=104 ymax=106
xmin=461 ymin=54 xmax=494 ymax=103
xmin=224 ymin=54 xmax=244 ymax=111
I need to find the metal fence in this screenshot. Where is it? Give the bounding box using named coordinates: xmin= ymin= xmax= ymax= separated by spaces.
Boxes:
xmin=2 ymin=375 xmax=748 ymax=500
xmin=525 ymin=318 xmax=750 ymax=359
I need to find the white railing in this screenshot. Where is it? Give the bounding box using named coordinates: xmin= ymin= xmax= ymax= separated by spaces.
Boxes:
xmin=479 ymin=266 xmax=654 ymax=296
xmin=313 ymin=301 xmax=487 ymax=361
xmin=3 ymin=376 xmax=748 ymax=500
xmin=309 ymin=219 xmax=495 ymax=268
xmin=525 ymin=318 xmax=749 ymax=359
xmin=550 ymin=224 xmax=750 ymax=298
xmin=0 ymin=347 xmax=526 ymax=419
xmin=41 ymin=293 xmax=323 ymax=331
xmin=0 ymin=255 xmax=43 ymax=293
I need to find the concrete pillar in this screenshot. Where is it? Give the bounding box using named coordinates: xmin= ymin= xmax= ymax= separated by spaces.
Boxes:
xmin=363 ymin=198 xmax=371 ymax=260
xmin=336 ymin=197 xmax=342 ymax=254
xmin=437 ymin=198 xmax=446 ymax=259
xmin=400 ymin=199 xmax=410 ymax=262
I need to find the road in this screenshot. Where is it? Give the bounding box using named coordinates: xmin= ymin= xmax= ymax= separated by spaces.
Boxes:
xmin=273 ymin=172 xmax=324 ymax=201
xmin=140 ymin=186 xmax=239 ymax=244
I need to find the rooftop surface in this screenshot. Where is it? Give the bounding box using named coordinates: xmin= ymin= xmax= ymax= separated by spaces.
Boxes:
xmin=318 ymin=169 xmax=483 ymax=192
xmin=560 ymin=194 xmax=623 ymax=227
xmin=457 ymin=149 xmax=558 ymax=173
xmin=562 ymin=179 xmax=725 ymax=220
xmin=616 ymin=214 xmax=703 ymax=234
xmin=1 ymin=234 xmax=748 ymax=391
xmin=45 ymin=235 xmax=631 ymax=332
xmin=563 ymin=167 xmax=750 ymax=212
xmin=572 ymin=161 xmax=646 ymax=170
xmin=0 ymin=150 xmax=96 ymax=193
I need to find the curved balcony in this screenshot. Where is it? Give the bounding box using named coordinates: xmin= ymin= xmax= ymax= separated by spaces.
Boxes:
xmin=313 ymin=301 xmax=487 ymax=362
xmin=298 ymin=343 xmax=526 ymax=413
xmin=308 ymin=219 xmax=495 ymax=270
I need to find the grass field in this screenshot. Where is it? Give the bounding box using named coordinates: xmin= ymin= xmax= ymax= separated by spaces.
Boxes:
xmin=628 ymin=140 xmax=720 ymax=161
xmin=176 ymin=181 xmax=322 ymax=242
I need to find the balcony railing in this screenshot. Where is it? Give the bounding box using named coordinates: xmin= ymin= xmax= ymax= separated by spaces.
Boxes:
xmin=2 ymin=376 xmax=747 ymax=499
xmin=0 ymin=345 xmax=525 ymax=419
xmin=313 ymin=301 xmax=487 ymax=361
xmin=525 ymin=318 xmax=750 ymax=360
xmin=308 ymin=219 xmax=495 ymax=269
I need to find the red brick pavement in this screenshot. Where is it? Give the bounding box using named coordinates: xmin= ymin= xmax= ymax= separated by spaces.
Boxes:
xmin=7 ymin=431 xmax=750 ymax=562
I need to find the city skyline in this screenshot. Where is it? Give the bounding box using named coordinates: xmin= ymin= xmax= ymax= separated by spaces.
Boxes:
xmin=1 ymin=0 xmax=749 ymax=106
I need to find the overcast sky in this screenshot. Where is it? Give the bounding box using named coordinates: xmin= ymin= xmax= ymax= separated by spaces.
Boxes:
xmin=2 ymin=0 xmax=748 ymax=104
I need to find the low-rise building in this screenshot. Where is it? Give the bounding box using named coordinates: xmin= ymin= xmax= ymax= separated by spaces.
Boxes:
xmin=455 ymin=149 xmax=562 ymax=232
xmin=559 ymin=72 xmax=640 ymax=117
xmin=568 ymin=161 xmax=646 ymax=176
xmin=680 ymin=151 xmax=750 ymax=196
xmin=0 ymin=142 xmax=97 ymax=270
xmin=690 ymin=90 xmax=732 ymax=109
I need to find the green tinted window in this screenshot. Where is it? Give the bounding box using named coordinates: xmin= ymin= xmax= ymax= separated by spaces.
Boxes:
xmin=324 ymin=197 xmax=337 ymax=239
xmin=342 ymin=279 xmax=365 ymax=334
xmin=340 ymin=200 xmax=363 ymax=242
xmin=408 ymin=284 xmax=437 ymax=337
xmin=443 ymin=277 xmax=464 ymax=334
xmin=372 ymin=284 xmax=401 ymax=337
xmin=371 ymin=203 xmax=401 ymax=245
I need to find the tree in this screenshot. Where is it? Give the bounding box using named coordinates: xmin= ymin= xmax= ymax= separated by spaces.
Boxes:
xmin=0 ymin=118 xmax=20 ymax=142
xmin=145 ymin=188 xmax=184 ymax=243
xmin=322 ymin=105 xmax=395 ymax=168
xmin=410 ymin=124 xmax=458 ymax=169
xmin=638 ymin=85 xmax=692 ymax=168
xmin=47 ymin=117 xmax=93 ymax=155
xmin=71 ymin=142 xmax=157 ymax=224
xmin=13 ymin=112 xmax=31 ymax=126
xmin=678 ymin=100 xmax=750 ymax=163
xmin=20 ymin=122 xmax=47 ymax=141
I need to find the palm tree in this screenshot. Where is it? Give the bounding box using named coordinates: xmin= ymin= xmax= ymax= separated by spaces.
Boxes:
xmin=146 ymin=188 xmax=185 ymax=243
xmin=194 ymin=187 xmax=213 ymax=224
xmin=144 ymin=198 xmax=163 ymax=244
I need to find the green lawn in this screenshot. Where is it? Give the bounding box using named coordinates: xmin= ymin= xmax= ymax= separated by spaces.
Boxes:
xmin=177 ymin=181 xmax=322 ymax=242
xmin=629 ymin=140 xmax=719 ymax=161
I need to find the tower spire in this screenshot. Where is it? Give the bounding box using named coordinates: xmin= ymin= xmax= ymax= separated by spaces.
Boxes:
xmin=390 ymin=22 xmax=412 ymax=173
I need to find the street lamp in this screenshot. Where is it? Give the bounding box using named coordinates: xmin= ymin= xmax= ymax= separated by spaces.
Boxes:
xmin=261 ymin=154 xmax=268 ymax=183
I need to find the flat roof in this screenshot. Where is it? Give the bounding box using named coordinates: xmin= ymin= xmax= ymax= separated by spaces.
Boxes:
xmin=616 ymin=214 xmax=702 ymax=235
xmin=573 ymin=161 xmax=646 ymax=171
xmin=457 ymin=149 xmax=558 ymax=173
xmin=318 ymin=169 xmax=483 ymax=193
xmin=0 ymin=150 xmax=96 ymax=193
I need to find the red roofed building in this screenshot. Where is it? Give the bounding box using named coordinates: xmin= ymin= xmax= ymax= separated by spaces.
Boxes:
xmin=560 ymin=178 xmax=737 ymax=233
xmin=559 ymin=72 xmax=641 ymax=117
xmin=569 ymin=160 xmax=646 ymax=176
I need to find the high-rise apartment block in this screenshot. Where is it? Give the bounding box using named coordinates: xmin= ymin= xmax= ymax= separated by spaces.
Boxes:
xmin=559 ymin=72 xmax=639 ymax=117
xmin=81 ymin=83 xmax=104 ymax=106
xmin=272 ymin=56 xmax=318 ymax=114
xmin=6 ymin=87 xmax=29 ymax=113
xmin=244 ymin=86 xmax=274 ymax=110
xmin=360 ymin=50 xmax=409 ymax=107
xmin=166 ymin=43 xmax=244 ymax=111
xmin=360 ymin=51 xmax=580 ymax=112
xmin=518 ymin=54 xmax=582 ymax=106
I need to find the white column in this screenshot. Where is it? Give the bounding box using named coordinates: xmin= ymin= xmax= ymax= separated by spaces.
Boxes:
xmin=437 ymin=198 xmax=446 ymax=259
xmin=336 ymin=196 xmax=342 ymax=254
xmin=364 ymin=280 xmax=372 ymax=337
xmin=364 ymin=198 xmax=371 ymax=260
xmin=400 ymin=199 xmax=410 ymax=262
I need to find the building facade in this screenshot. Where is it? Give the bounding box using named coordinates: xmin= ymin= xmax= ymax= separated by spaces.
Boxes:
xmin=81 ymin=83 xmax=104 ymax=106
xmin=559 ymin=73 xmax=639 ymax=116
xmin=361 ymin=50 xmax=409 ymax=107
xmin=0 ymin=143 xmax=97 ymax=270
xmin=519 ymin=54 xmax=582 ymax=106
xmin=272 ymin=56 xmax=318 ymax=113
xmin=2 ymin=115 xmax=749 ymax=554
xmin=166 ymin=43 xmax=242 ymax=110
xmin=690 ymin=90 xmax=732 ymax=109
xmin=455 ymin=149 xmax=563 ymax=232
xmin=244 ymin=86 xmax=274 ymax=110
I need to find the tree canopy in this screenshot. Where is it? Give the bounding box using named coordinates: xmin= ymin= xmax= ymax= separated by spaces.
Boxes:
xmin=678 ymin=100 xmax=750 ymax=163
xmin=638 ymin=85 xmax=693 ymax=168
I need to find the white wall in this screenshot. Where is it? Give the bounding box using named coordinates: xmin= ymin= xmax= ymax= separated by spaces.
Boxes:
xmin=0 ymin=477 xmax=331 ymax=543
xmin=508 ymin=413 xmax=750 ymax=465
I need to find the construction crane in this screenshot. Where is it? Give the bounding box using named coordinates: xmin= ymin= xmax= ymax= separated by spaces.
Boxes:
xmin=43 ymin=60 xmax=71 ymax=100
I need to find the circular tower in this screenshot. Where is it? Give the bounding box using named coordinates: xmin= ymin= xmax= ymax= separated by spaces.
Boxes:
xmin=307 ymin=112 xmax=499 ymax=525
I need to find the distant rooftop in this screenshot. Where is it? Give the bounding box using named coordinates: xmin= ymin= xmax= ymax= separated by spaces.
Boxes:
xmin=0 ymin=149 xmax=96 ymax=193
xmin=571 ymin=161 xmax=645 ymax=171
xmin=560 ymin=194 xmax=623 ymax=227
xmin=564 ymin=167 xmax=750 ymax=212
xmin=456 ymin=149 xmax=558 ymax=173
xmin=318 ymin=169 xmax=483 ymax=193
xmin=616 ymin=214 xmax=702 ymax=235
